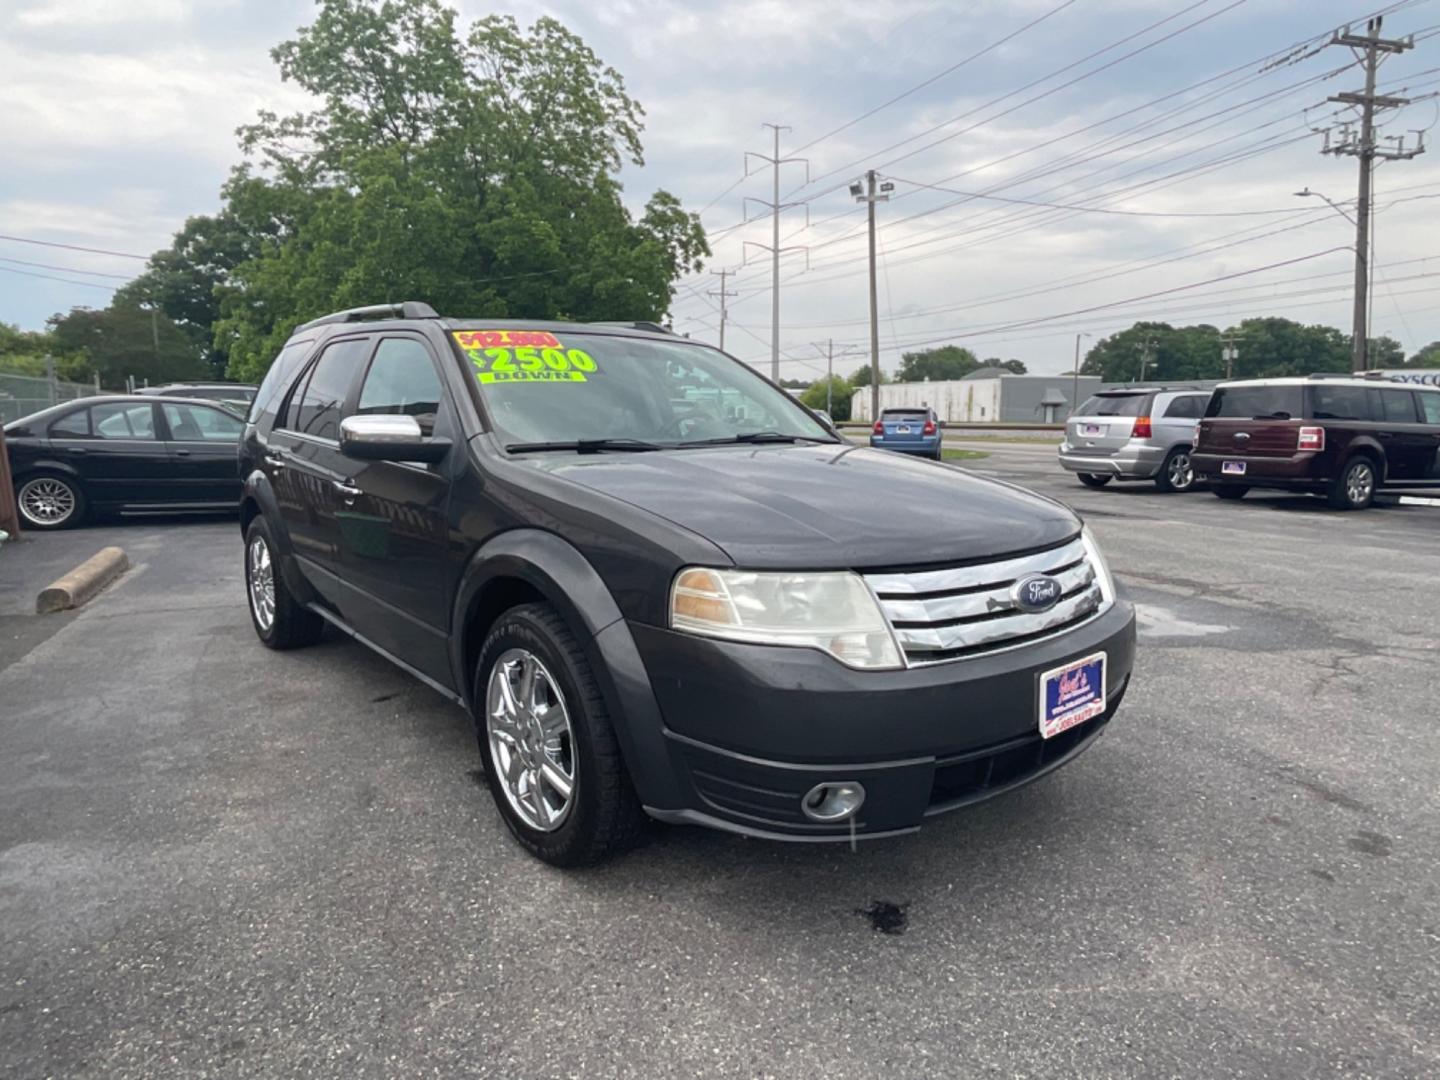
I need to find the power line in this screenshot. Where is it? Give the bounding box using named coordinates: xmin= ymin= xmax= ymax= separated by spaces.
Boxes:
xmin=0 ymin=255 xmax=132 ymax=279
xmin=0 ymin=233 xmax=150 ymax=260
xmin=0 ymin=264 xmax=119 ymax=291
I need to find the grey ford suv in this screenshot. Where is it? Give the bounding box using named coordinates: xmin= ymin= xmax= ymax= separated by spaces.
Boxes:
xmin=1059 ymin=387 xmax=1211 ymax=493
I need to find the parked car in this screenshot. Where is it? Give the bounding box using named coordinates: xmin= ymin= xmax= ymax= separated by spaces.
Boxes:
xmin=135 ymin=382 xmax=259 ymax=412
xmin=4 ymin=395 xmax=245 ymax=529
xmin=1193 ymin=376 xmax=1440 ymax=509
xmin=240 ymin=303 xmax=1136 ymax=866
xmin=1059 ymin=387 xmax=1211 ymax=492
xmin=870 ymin=406 xmax=943 ymax=459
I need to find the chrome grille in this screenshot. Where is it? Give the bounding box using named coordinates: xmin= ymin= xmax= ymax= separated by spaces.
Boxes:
xmin=864 ymin=536 xmax=1105 ymax=665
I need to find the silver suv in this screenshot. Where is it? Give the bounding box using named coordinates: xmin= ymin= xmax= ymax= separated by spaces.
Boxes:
xmin=1059 ymin=387 xmax=1211 ymax=493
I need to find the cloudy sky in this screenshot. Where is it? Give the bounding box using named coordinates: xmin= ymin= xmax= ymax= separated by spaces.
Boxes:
xmin=3 ymin=0 xmax=1439 ymax=379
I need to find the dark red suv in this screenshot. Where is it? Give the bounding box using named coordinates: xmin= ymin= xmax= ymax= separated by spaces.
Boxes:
xmin=1193 ymin=376 xmax=1440 ymax=510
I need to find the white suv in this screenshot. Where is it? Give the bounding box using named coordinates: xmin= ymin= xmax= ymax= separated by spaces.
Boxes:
xmin=1059 ymin=387 xmax=1212 ymax=493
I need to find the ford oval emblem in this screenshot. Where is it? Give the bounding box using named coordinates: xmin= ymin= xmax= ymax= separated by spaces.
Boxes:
xmin=1012 ymin=573 xmax=1063 ymax=613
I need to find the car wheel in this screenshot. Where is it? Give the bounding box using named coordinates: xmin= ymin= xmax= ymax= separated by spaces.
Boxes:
xmin=244 ymin=517 xmax=324 ymax=649
xmin=1327 ymin=456 xmax=1377 ymax=511
xmin=16 ymin=473 xmax=87 ymax=530
xmin=1155 ymin=447 xmax=1196 ymax=493
xmin=1213 ymin=485 xmax=1248 ymax=501
xmin=1076 ymin=473 xmax=1111 ymax=488
xmin=475 ymin=602 xmax=645 ymax=867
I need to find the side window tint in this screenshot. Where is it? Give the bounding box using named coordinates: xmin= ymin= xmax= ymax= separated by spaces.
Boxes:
xmin=1379 ymin=389 xmax=1418 ymax=423
xmin=91 ymin=402 xmax=157 ymax=440
xmin=355 ymin=338 xmax=444 ymax=435
xmin=1313 ymin=385 xmax=1371 ymax=420
xmin=290 ymin=338 xmax=370 ymax=440
xmin=49 ymin=408 xmax=92 ymax=439
xmin=1419 ymin=392 xmax=1440 ymax=425
xmin=1162 ymin=396 xmax=1196 ymax=419
xmin=253 ymin=338 xmax=314 ymax=424
xmin=163 ymin=403 xmax=244 ymax=442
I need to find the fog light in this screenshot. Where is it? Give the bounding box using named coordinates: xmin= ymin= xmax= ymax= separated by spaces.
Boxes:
xmin=801 ymin=781 xmax=866 ymax=823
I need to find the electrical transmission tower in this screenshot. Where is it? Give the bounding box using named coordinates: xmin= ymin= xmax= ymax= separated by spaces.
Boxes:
xmin=707 ymin=268 xmax=738 ymax=353
xmin=742 ymin=124 xmax=809 ymax=382
xmin=1319 ymin=16 xmax=1423 ymax=371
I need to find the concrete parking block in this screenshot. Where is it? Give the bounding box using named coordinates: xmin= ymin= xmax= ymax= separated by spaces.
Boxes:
xmin=34 ymin=546 xmax=129 ymax=614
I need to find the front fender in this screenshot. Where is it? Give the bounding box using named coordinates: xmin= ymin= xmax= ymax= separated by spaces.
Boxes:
xmin=450 ymin=529 xmax=685 ymax=810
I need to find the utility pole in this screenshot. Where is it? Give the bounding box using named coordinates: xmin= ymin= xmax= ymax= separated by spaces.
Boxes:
xmin=1221 ymin=332 xmax=1241 ymax=380
xmin=1072 ymin=333 xmax=1089 ymax=417
xmin=0 ymin=424 xmax=20 ymax=537
xmin=742 ymin=124 xmax=809 ymax=383
xmin=1321 ymin=16 xmax=1422 ymax=371
xmin=707 ymin=268 xmax=737 ymax=352
xmin=825 ymin=338 xmax=834 ymax=417
xmin=1138 ymin=336 xmax=1156 ymax=384
xmin=853 ymin=170 xmax=893 ymax=421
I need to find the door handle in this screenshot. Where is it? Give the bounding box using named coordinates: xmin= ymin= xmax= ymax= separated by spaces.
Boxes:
xmin=67 ymin=447 xmax=87 ymax=455
xmin=332 ymin=480 xmax=362 ymax=499
xmin=264 ymin=454 xmax=287 ymax=470
xmin=175 ymin=449 xmax=191 ymax=457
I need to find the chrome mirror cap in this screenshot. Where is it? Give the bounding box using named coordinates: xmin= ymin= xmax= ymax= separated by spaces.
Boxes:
xmin=338 ymin=414 xmax=449 ymax=462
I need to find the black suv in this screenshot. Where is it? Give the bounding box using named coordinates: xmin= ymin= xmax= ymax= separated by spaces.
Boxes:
xmin=240 ymin=303 xmax=1136 ymax=865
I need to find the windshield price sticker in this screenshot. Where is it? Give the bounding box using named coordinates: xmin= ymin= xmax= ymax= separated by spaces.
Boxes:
xmin=453 ymin=330 xmax=599 ymax=385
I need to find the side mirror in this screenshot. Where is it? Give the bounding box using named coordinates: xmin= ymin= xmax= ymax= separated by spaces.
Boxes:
xmin=339 ymin=415 xmax=450 ymax=463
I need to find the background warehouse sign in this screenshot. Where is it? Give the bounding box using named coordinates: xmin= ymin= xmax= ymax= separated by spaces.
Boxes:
xmin=1376 ymin=370 xmax=1440 ymax=386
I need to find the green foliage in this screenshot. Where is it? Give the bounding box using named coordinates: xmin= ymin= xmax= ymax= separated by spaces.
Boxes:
xmin=981 ymin=357 xmax=1028 ymax=374
xmin=896 ymin=345 xmax=980 ymax=382
xmin=1367 ymin=335 xmax=1405 ymax=369
xmin=213 ymin=0 xmax=708 ymax=381
xmin=800 ymin=375 xmax=853 ymax=421
xmin=1407 ymin=340 xmax=1440 ymax=367
xmin=0 ymin=322 xmax=89 ymax=380
xmin=848 ymin=364 xmax=886 ymax=388
xmin=46 ymin=305 xmax=208 ymax=387
xmin=1078 ymin=319 xmax=1363 ymax=382
xmin=115 ymin=213 xmax=258 ymax=378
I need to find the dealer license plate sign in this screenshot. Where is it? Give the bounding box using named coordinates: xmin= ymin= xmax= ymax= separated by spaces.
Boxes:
xmin=897 ymin=425 xmax=911 ymax=434
xmin=1039 ymin=652 xmax=1107 ymax=739
xmin=1081 ymin=424 xmax=1104 ymax=436
xmin=1222 ymin=460 xmax=1247 ymax=476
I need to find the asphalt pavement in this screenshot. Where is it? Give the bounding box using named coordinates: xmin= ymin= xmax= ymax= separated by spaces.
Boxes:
xmin=2 ymin=461 xmax=1438 ymax=1079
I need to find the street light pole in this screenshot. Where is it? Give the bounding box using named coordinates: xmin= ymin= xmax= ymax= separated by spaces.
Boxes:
xmin=1071 ymin=333 xmax=1089 ymax=417
xmin=853 ymin=171 xmax=891 ymax=421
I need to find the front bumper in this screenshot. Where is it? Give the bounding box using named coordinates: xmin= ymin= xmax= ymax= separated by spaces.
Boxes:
xmin=629 ymin=598 xmax=1136 ymax=841
xmin=1058 ymin=441 xmax=1166 ymax=479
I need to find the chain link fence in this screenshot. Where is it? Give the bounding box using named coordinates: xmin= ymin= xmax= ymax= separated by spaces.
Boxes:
xmin=0 ymin=371 xmax=103 ymax=425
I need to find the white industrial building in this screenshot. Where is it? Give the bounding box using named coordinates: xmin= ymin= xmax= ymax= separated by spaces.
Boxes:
xmin=851 ymin=370 xmax=1104 ymax=424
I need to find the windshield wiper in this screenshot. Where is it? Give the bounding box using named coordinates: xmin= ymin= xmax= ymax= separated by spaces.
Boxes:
xmin=682 ymin=431 xmax=838 ymax=447
xmin=505 ymin=438 xmax=664 ymax=454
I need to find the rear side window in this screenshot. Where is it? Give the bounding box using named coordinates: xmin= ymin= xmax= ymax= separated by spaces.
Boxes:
xmin=1376 ymin=388 xmax=1418 ymax=423
xmin=288 ymin=338 xmax=371 ymax=440
xmin=1079 ymin=394 xmax=1149 ymax=417
xmin=1161 ymin=395 xmax=1203 ymax=419
xmin=1206 ymin=386 xmax=1304 ymax=420
xmin=1311 ymin=385 xmax=1372 ymax=421
xmin=49 ymin=408 xmax=91 ymax=439
xmin=92 ymin=402 xmax=157 ymax=439
xmin=1419 ymin=391 xmax=1440 ymax=425
xmin=250 ymin=338 xmax=315 ymax=424
xmin=355 ymin=338 xmax=444 ymax=435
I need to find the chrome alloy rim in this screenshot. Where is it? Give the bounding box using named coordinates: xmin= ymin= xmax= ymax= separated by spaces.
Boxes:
xmin=247 ymin=536 xmax=276 ymax=631
xmin=1347 ymin=461 xmax=1374 ymax=505
xmin=18 ymin=478 xmax=76 ymax=526
xmin=1169 ymin=452 xmax=1195 ymax=490
xmin=486 ymin=648 xmax=576 ymax=832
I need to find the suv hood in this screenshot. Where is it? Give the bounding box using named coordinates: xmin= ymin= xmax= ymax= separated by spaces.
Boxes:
xmin=519 ymin=443 xmax=1078 ymax=568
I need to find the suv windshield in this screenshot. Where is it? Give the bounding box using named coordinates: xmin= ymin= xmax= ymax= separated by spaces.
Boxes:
xmin=1207 ymin=385 xmax=1305 ymax=420
xmin=453 ymin=330 xmax=836 ymax=449
xmin=1078 ymin=394 xmax=1149 ymax=417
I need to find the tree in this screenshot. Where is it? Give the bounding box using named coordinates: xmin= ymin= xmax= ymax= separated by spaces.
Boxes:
xmin=800 ymin=375 xmax=853 ymax=421
xmin=0 ymin=323 xmax=88 ymax=378
xmin=47 ymin=305 xmax=208 ymax=387
xmin=114 ymin=213 xmax=259 ymax=378
xmin=1079 ymin=319 xmax=1355 ymax=382
xmin=849 ymin=364 xmax=886 ymax=388
xmin=212 ymin=0 xmax=708 ymax=381
xmin=981 ymin=357 xmax=1028 ymax=374
xmin=896 ymin=345 xmax=980 ymax=382
xmin=1407 ymin=341 xmax=1440 ymax=367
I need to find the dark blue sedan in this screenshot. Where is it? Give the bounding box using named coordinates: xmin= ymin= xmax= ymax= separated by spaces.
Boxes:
xmin=870 ymin=407 xmax=943 ymax=460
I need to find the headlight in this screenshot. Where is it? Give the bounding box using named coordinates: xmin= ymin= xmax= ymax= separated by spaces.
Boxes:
xmin=1080 ymin=525 xmax=1117 ymax=606
xmin=670 ymin=568 xmax=903 ymax=670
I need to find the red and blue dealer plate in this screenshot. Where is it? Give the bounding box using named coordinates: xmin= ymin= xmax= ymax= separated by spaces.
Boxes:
xmin=1038 ymin=652 xmax=1107 ymax=739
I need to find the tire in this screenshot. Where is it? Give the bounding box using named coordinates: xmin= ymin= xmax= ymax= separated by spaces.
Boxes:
xmin=244 ymin=517 xmax=324 ymax=649
xmin=475 ymin=602 xmax=645 ymax=867
xmin=1327 ymin=455 xmax=1377 ymax=511
xmin=1155 ymin=447 xmax=1197 ymax=493
xmin=15 ymin=472 xmax=87 ymax=530
xmin=1077 ymin=473 xmax=1111 ymax=488
xmin=1213 ymin=485 xmax=1248 ymax=501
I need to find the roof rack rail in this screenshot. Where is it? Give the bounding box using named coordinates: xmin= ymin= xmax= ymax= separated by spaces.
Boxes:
xmin=588 ymin=321 xmax=673 ymax=334
xmin=1098 ymin=383 xmax=1203 ymax=393
xmin=296 ymin=301 xmax=439 ymax=333
xmin=1306 ymin=371 xmax=1377 ymax=380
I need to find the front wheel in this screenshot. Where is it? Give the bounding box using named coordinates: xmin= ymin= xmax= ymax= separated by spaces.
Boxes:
xmin=1327 ymin=456 xmax=1377 ymax=510
xmin=1076 ymin=473 xmax=1111 ymax=488
xmin=476 ymin=603 xmax=645 ymax=866
xmin=16 ymin=473 xmax=87 ymax=530
xmin=244 ymin=517 xmax=324 ymax=649
xmin=1155 ymin=448 xmax=1196 ymax=493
